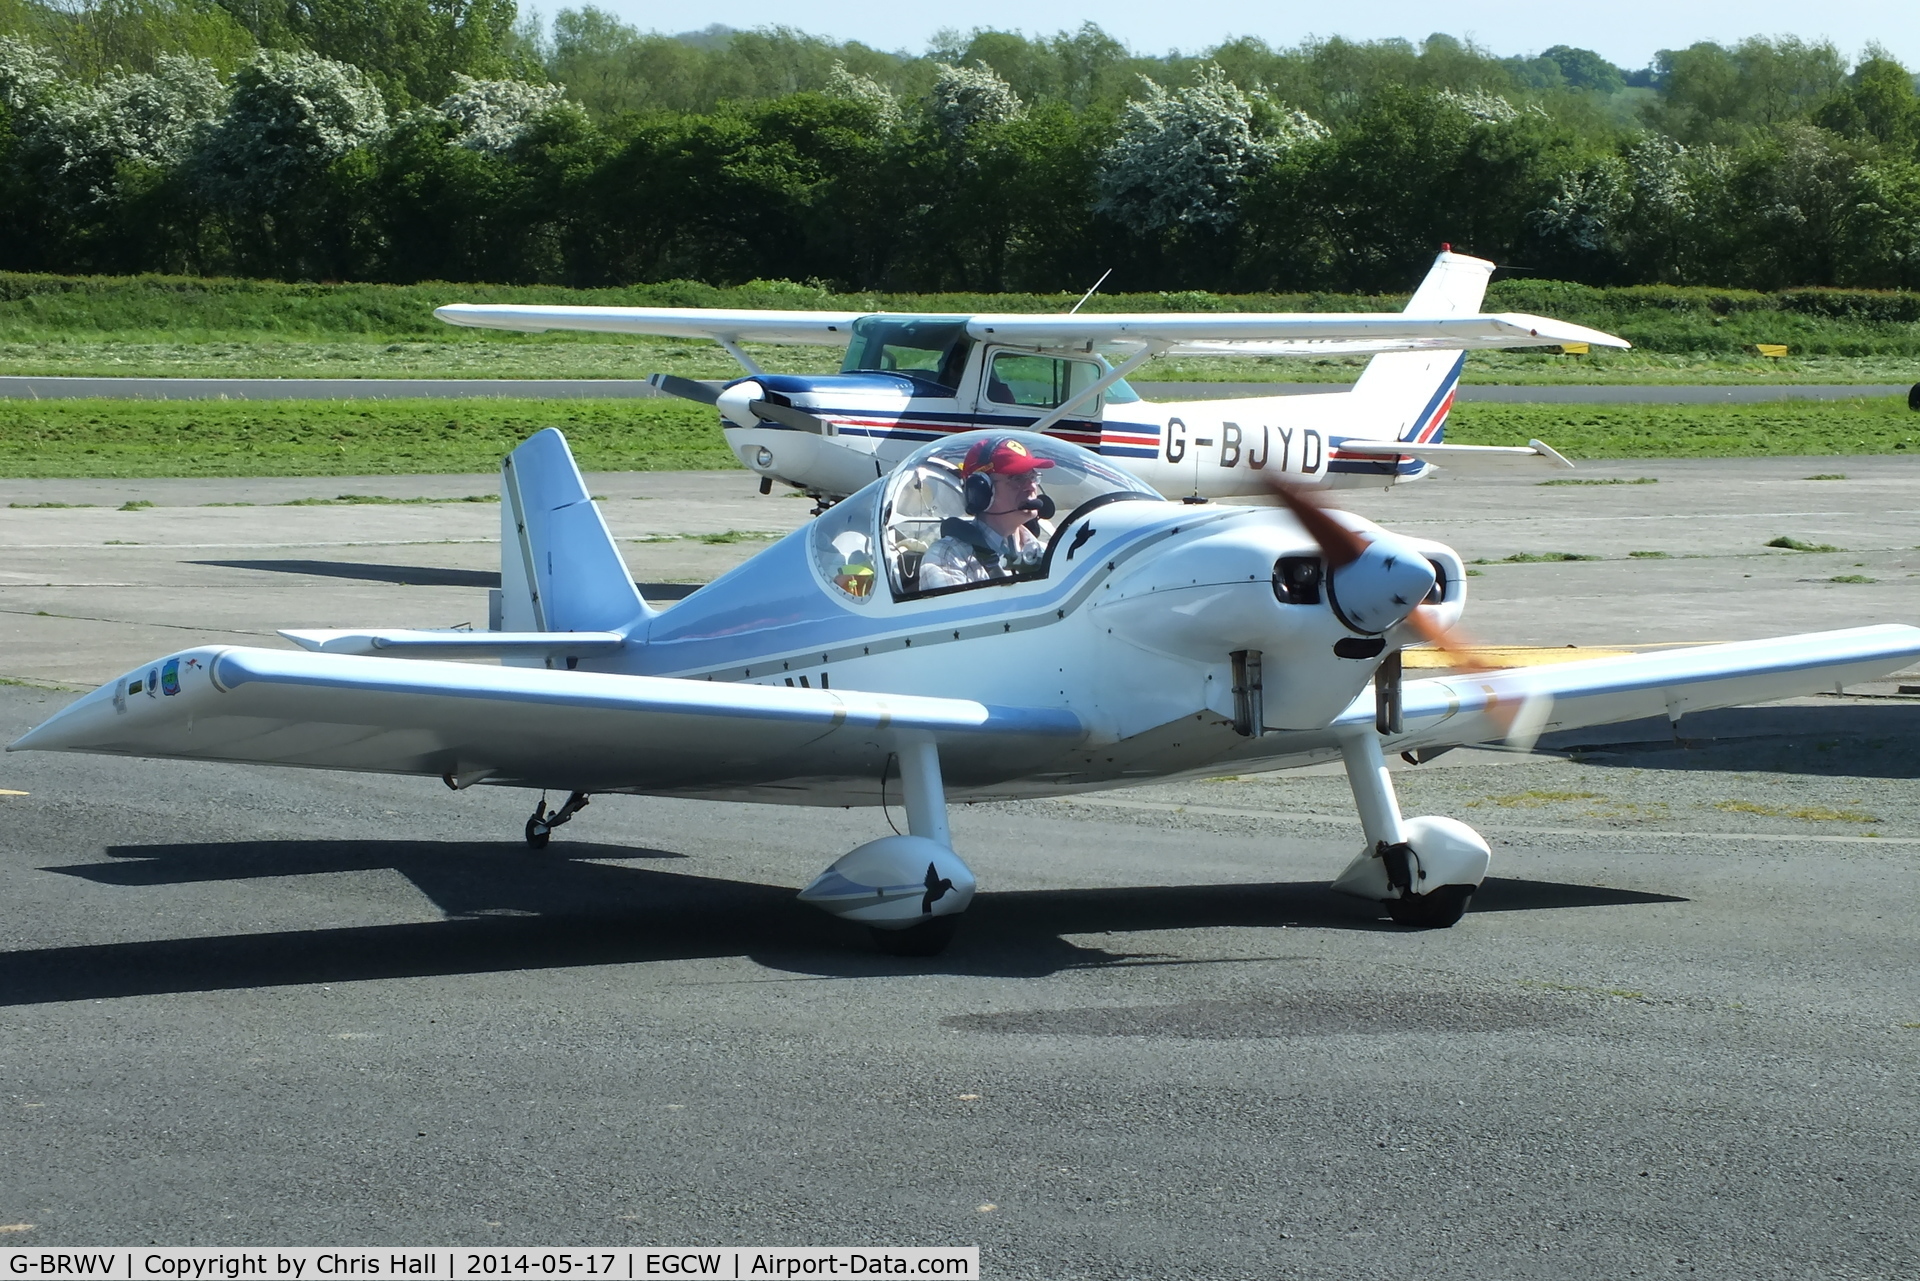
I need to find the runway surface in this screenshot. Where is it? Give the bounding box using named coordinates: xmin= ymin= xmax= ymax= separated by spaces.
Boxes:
xmin=2 ymin=374 xmax=1911 ymax=403
xmin=2 ymin=456 xmax=1918 ymax=1272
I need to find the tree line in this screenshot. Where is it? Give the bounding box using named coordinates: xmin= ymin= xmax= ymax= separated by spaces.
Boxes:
xmin=4 ymin=0 xmax=1920 ymax=293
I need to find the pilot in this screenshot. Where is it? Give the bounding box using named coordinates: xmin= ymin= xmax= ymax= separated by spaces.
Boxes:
xmin=918 ymin=437 xmax=1056 ymax=590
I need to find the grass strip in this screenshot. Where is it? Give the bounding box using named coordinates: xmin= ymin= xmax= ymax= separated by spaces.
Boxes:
xmin=0 ymin=395 xmax=1916 ymax=478
xmin=1446 ymin=397 xmax=1920 ymax=459
xmin=0 ymin=397 xmax=729 ymax=478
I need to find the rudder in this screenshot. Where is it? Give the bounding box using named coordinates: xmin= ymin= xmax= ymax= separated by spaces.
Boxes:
xmin=1349 ymin=249 xmax=1493 ymax=443
xmin=500 ymin=428 xmax=650 ymax=635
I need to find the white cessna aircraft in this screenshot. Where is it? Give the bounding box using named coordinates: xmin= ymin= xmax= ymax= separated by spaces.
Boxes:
xmin=13 ymin=427 xmax=1917 ymax=955
xmin=435 ymin=251 xmax=1627 ymax=504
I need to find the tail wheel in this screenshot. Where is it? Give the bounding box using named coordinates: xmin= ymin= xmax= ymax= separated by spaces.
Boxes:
xmin=1386 ymin=884 xmax=1473 ymax=929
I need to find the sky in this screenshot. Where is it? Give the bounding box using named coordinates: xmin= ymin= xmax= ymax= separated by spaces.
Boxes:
xmin=564 ymin=0 xmax=1918 ymax=70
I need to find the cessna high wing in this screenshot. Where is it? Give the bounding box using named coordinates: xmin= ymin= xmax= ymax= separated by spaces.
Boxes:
xmin=14 ymin=427 xmax=1918 ymax=955
xmin=435 ymin=251 xmax=1628 ymax=505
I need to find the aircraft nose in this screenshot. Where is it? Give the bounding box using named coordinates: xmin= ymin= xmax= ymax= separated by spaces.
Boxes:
xmin=1326 ymin=535 xmax=1437 ymax=634
xmin=715 ymin=380 xmax=764 ymax=427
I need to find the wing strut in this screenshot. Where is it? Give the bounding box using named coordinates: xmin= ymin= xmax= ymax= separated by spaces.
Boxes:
xmin=894 ymin=732 xmax=950 ymax=847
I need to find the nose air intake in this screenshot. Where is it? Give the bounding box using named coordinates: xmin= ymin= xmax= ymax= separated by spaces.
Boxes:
xmin=1325 ymin=536 xmax=1437 ymax=635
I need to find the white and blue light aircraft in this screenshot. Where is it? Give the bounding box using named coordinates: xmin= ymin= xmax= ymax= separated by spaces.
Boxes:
xmin=13 ymin=427 xmax=1917 ymax=954
xmin=435 ymin=251 xmax=1628 ymax=504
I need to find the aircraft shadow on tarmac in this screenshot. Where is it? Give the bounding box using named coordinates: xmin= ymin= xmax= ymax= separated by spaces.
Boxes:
xmin=1541 ymin=704 xmax=1920 ymax=778
xmin=0 ymin=839 xmax=1684 ymax=1006
xmin=191 ymin=559 xmax=701 ymax=599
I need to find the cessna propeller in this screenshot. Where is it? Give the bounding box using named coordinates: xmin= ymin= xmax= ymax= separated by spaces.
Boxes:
xmin=652 ymin=372 xmax=836 ymax=437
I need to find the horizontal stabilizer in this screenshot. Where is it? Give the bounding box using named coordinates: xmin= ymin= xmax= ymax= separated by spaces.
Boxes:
xmin=1333 ymin=438 xmax=1574 ymax=473
xmin=279 ymin=629 xmax=626 ymax=658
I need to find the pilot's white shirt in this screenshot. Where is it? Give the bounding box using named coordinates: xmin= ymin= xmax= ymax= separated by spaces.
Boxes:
xmin=918 ymin=520 xmax=1045 ymax=590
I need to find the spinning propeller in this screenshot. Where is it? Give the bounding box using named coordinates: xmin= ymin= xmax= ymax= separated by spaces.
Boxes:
xmin=1262 ymin=475 xmax=1554 ymax=750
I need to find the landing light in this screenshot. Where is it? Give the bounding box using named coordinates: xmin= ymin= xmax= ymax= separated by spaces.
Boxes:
xmin=755 ymin=446 xmax=774 ymax=469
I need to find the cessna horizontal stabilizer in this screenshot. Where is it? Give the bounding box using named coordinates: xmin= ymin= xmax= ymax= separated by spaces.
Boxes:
xmin=1333 ymin=438 xmax=1574 ymax=474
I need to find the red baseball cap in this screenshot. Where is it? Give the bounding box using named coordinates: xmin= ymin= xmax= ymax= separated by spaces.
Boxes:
xmin=962 ymin=437 xmax=1055 ymax=478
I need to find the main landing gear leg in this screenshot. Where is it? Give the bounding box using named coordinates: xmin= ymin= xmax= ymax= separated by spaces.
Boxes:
xmin=797 ymin=733 xmax=976 ymax=956
xmin=1330 ymin=730 xmax=1489 ymax=928
xmin=525 ymin=790 xmax=590 ymax=850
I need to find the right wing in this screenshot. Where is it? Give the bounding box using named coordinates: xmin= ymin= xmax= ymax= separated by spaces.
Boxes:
xmin=7 ymin=646 xmax=1083 ymax=799
xmin=434 ymin=305 xmax=866 ymax=345
xmin=1346 ymin=626 xmax=1920 ymax=751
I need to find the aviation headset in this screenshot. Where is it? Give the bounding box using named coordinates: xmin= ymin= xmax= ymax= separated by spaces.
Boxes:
xmin=962 ymin=470 xmax=996 ymax=515
xmin=964 ymin=470 xmax=1057 ymax=520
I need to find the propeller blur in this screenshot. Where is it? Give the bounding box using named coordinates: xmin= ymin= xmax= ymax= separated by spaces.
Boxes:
xmin=13 ymin=428 xmax=1917 ymax=951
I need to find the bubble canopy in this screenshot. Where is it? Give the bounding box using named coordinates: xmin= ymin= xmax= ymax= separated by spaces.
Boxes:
xmin=876 ymin=431 xmax=1164 ymax=600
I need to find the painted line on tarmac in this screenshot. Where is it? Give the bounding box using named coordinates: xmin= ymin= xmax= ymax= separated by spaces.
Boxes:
xmin=1056 ymin=795 xmax=1920 ymax=844
xmin=0 ymin=538 xmax=501 ymax=550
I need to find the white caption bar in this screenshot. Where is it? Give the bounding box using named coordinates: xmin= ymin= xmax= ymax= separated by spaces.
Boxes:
xmin=0 ymin=1251 xmax=979 ymax=1281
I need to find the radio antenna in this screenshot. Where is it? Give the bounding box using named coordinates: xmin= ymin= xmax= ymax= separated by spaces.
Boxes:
xmin=1068 ymin=268 xmax=1113 ymax=314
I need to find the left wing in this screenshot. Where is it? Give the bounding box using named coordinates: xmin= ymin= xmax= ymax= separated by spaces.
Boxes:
xmin=7 ymin=646 xmax=1083 ymax=798
xmin=1346 ymin=625 xmax=1920 ymax=751
xmin=966 ymin=312 xmax=1628 ymax=356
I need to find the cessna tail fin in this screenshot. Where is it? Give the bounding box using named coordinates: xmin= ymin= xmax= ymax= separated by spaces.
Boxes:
xmin=1349 ymin=249 xmax=1493 ymax=443
xmin=499 ymin=429 xmax=651 ymax=638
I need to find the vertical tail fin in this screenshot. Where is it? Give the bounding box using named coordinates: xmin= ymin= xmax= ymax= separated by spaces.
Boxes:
xmin=1349 ymin=249 xmax=1493 ymax=443
xmin=499 ymin=428 xmax=652 ymax=635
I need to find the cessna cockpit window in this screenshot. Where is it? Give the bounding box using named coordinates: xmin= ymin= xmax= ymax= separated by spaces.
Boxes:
xmin=841 ymin=317 xmax=972 ymax=393
xmin=985 ymin=353 xmax=1103 ymax=411
xmin=881 ymin=432 xmax=1163 ymax=600
xmin=1100 ymin=355 xmax=1143 ymax=403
